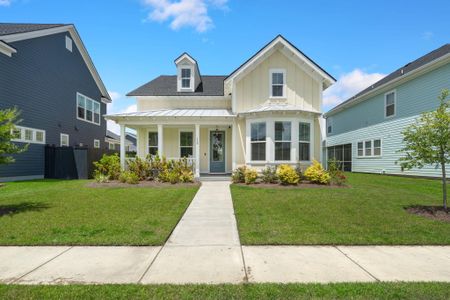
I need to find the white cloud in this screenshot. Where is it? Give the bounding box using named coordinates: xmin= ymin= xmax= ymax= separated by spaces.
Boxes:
xmin=422 ymin=31 xmax=434 ymax=40
xmin=323 ymin=69 xmax=386 ymax=110
xmin=106 ymin=90 xmax=138 ymax=134
xmin=0 ymin=0 xmax=12 ymax=6
xmin=107 ymin=104 xmax=137 ymax=135
xmin=143 ymin=0 xmax=228 ymax=32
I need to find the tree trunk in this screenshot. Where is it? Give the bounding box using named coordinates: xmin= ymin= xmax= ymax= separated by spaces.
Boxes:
xmin=441 ymin=161 xmax=447 ymax=211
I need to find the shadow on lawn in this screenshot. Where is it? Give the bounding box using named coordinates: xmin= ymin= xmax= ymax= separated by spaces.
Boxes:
xmin=0 ymin=202 xmax=51 ymax=217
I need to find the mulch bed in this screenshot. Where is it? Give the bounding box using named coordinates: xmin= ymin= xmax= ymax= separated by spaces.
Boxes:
xmin=86 ymin=180 xmax=201 ymax=188
xmin=233 ymin=182 xmax=350 ymax=189
xmin=406 ymin=205 xmax=450 ymax=223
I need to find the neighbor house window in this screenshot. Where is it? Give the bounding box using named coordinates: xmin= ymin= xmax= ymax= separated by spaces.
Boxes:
xmin=77 ymin=93 xmax=100 ymax=125
xmin=181 ymin=68 xmax=191 ymax=89
xmin=60 ymin=133 xmax=69 ymax=147
xmin=109 ymin=142 xmax=115 ymax=150
xmin=275 ymin=121 xmax=291 ymax=161
xmin=270 ymin=69 xmax=285 ymax=98
xmin=385 ymin=90 xmax=396 ymax=117
xmin=148 ymin=132 xmax=158 ymax=155
xmin=94 ymin=139 xmax=100 ymax=148
xmin=357 ymin=139 xmax=382 ymax=157
xmin=299 ymin=122 xmax=311 ymax=161
xmin=11 ymin=126 xmax=45 ymax=144
xmin=180 ymin=131 xmax=193 ymax=157
xmin=250 ymin=122 xmax=266 ymax=161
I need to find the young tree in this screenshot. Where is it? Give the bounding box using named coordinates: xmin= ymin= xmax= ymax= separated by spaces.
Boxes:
xmin=398 ymin=89 xmax=450 ymax=210
xmin=0 ymin=107 xmax=27 ymax=165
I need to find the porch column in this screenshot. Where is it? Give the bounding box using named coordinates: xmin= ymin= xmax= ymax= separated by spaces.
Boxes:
xmin=232 ymin=120 xmax=237 ymax=170
xmin=157 ymin=124 xmax=163 ymax=156
xmin=195 ymin=124 xmax=200 ymax=178
xmin=120 ymin=124 xmax=126 ymax=169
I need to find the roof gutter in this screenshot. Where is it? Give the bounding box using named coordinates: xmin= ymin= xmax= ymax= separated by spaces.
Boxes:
xmin=0 ymin=40 xmax=17 ymax=57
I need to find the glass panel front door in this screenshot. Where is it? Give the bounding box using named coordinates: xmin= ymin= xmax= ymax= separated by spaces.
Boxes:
xmin=210 ymin=131 xmax=225 ymax=173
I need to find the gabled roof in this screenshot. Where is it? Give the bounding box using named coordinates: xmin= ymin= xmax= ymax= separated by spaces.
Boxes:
xmin=325 ymin=43 xmax=450 ymax=117
xmin=224 ymin=35 xmax=336 ymax=89
xmin=0 ymin=23 xmax=111 ymax=102
xmin=174 ymin=52 xmax=197 ymax=65
xmin=127 ymin=75 xmax=226 ymax=96
xmin=106 ymin=130 xmax=120 ymax=141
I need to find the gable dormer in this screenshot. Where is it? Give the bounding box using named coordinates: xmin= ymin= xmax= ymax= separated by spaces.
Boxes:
xmin=175 ymin=52 xmax=202 ymax=92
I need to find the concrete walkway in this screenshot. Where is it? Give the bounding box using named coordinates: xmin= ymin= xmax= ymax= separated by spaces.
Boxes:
xmin=0 ymin=181 xmax=450 ymax=284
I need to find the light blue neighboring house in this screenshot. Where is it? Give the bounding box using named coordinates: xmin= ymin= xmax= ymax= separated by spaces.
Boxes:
xmin=324 ymin=44 xmax=450 ymax=177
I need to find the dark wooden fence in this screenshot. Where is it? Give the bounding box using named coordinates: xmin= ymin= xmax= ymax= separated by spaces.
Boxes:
xmin=45 ymin=146 xmax=117 ymax=179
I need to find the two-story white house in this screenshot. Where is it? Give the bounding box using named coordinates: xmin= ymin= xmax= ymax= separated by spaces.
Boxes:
xmin=106 ymin=35 xmax=335 ymax=177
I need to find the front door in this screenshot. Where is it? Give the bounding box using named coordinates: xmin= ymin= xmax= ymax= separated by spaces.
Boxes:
xmin=210 ymin=131 xmax=225 ymax=173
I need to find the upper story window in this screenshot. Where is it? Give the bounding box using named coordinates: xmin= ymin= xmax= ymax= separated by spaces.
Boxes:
xmin=181 ymin=68 xmax=192 ymax=89
xmin=250 ymin=122 xmax=266 ymax=161
xmin=270 ymin=69 xmax=286 ymax=98
xmin=11 ymin=126 xmax=45 ymax=144
xmin=385 ymin=90 xmax=396 ymax=118
xmin=77 ymin=93 xmax=101 ymax=125
xmin=65 ymin=36 xmax=73 ymax=52
xmin=274 ymin=121 xmax=291 ymax=161
xmin=327 ymin=118 xmax=333 ymax=134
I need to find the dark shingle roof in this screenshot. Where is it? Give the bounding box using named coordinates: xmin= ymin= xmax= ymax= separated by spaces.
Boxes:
xmin=127 ymin=75 xmax=226 ymax=96
xmin=0 ymin=23 xmax=67 ymax=36
xmin=326 ymin=43 xmax=450 ymax=116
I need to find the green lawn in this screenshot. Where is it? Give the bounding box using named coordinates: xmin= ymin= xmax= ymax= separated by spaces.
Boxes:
xmin=0 ymin=180 xmax=198 ymax=245
xmin=231 ymin=173 xmax=450 ymax=245
xmin=0 ymin=283 xmax=449 ymax=299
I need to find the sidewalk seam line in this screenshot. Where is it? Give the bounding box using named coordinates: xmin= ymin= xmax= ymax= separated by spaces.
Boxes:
xmin=335 ymin=246 xmax=380 ymax=282
xmin=11 ymin=246 xmax=74 ymax=284
xmin=137 ymin=245 xmax=165 ymax=284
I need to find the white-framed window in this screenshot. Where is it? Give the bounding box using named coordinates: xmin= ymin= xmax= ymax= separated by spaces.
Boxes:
xmin=274 ymin=121 xmax=291 ymax=161
xmin=180 ymin=131 xmax=193 ymax=157
xmin=148 ymin=131 xmax=158 ymax=155
xmin=270 ymin=69 xmax=286 ymax=98
xmin=327 ymin=118 xmax=333 ymax=134
xmin=94 ymin=139 xmax=100 ymax=148
xmin=299 ymin=122 xmax=311 ymax=161
xmin=11 ymin=126 xmax=46 ymax=144
xmin=385 ymin=90 xmax=396 ymax=118
xmin=65 ymin=36 xmax=72 ymax=52
xmin=357 ymin=139 xmax=382 ymax=157
xmin=250 ymin=122 xmax=266 ymax=161
xmin=109 ymin=142 xmax=116 ymax=150
xmin=77 ymin=93 xmax=101 ymax=125
xmin=60 ymin=133 xmax=69 ymax=147
xmin=181 ymin=68 xmax=192 ymax=89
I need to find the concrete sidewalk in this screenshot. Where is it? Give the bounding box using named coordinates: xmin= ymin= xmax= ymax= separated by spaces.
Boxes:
xmin=0 ymin=181 xmax=449 ymax=284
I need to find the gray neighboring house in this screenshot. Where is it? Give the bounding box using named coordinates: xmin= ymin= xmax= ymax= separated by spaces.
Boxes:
xmin=0 ymin=23 xmax=111 ymax=181
xmin=324 ymin=44 xmax=450 ymax=177
xmin=105 ymin=130 xmax=136 ymax=152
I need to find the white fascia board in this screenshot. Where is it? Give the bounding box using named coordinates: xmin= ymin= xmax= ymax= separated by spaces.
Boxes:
xmin=0 ymin=40 xmax=16 ymax=57
xmin=175 ymin=53 xmax=196 ymax=65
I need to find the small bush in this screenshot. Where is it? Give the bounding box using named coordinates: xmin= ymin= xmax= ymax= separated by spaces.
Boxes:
xmin=261 ymin=166 xmax=278 ymax=184
xmin=94 ymin=173 xmax=109 ymax=183
xmin=232 ymin=166 xmax=247 ymax=183
xmin=119 ymin=171 xmax=139 ymax=184
xmin=244 ymin=168 xmax=258 ymax=185
xmin=93 ymin=154 xmax=121 ymax=180
xmin=328 ymin=158 xmax=347 ymax=186
xmin=304 ymin=160 xmax=331 ymax=185
xmin=127 ymin=157 xmax=151 ymax=181
xmin=276 ymin=164 xmax=300 ymax=185
xmin=179 ymin=169 xmax=194 ymax=183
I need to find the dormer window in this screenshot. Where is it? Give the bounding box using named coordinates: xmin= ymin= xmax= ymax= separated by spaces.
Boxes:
xmin=181 ymin=68 xmax=192 ymax=89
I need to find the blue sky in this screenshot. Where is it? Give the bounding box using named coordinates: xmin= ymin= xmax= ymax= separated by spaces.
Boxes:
xmin=1 ymin=0 xmax=449 ymax=133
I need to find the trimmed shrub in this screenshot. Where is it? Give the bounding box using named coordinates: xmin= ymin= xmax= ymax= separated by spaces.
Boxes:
xmin=244 ymin=168 xmax=258 ymax=185
xmin=119 ymin=171 xmax=139 ymax=184
xmin=261 ymin=166 xmax=278 ymax=184
xmin=94 ymin=173 xmax=109 ymax=183
xmin=276 ymin=164 xmax=300 ymax=185
xmin=304 ymin=160 xmax=331 ymax=185
xmin=93 ymin=154 xmax=121 ymax=180
xmin=231 ymin=166 xmax=247 ymax=183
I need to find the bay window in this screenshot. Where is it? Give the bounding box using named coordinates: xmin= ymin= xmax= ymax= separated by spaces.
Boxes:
xmin=251 ymin=122 xmax=266 ymax=161
xmin=275 ymin=121 xmax=291 ymax=161
xmin=299 ymin=122 xmax=310 ymax=161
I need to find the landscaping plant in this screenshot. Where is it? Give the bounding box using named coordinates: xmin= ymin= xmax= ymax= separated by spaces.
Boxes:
xmin=127 ymin=156 xmax=151 ymax=180
xmin=398 ymin=89 xmax=450 ymax=210
xmin=244 ymin=168 xmax=258 ymax=184
xmin=93 ymin=153 xmax=121 ymax=180
xmin=119 ymin=171 xmax=139 ymax=184
xmin=0 ymin=107 xmax=27 ymax=165
xmin=261 ymin=166 xmax=278 ymax=184
xmin=231 ymin=166 xmax=247 ymax=183
xmin=328 ymin=158 xmax=347 ymax=186
xmin=304 ymin=160 xmax=331 ymax=185
xmin=94 ymin=173 xmax=110 ymax=183
xmin=276 ymin=164 xmax=300 ymax=185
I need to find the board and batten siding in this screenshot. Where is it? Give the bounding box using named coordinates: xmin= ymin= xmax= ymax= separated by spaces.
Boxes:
xmin=137 ymin=97 xmax=231 ymax=111
xmin=327 ymin=113 xmax=450 ymax=177
xmin=0 ymin=32 xmax=107 ymax=180
xmin=327 ymin=62 xmax=450 ymax=137
xmin=234 ymin=50 xmax=321 ymax=113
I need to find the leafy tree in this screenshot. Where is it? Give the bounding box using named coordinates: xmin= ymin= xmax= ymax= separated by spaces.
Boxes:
xmin=0 ymin=107 xmax=27 ymax=165
xmin=398 ymin=89 xmax=450 ymax=210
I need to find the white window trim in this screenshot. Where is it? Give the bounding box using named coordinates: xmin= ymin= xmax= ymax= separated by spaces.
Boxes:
xmin=94 ymin=139 xmax=100 ymax=148
xmin=177 ymin=65 xmax=194 ymax=92
xmin=357 ymin=138 xmax=382 ymax=158
xmin=11 ymin=126 xmax=46 ymax=144
xmin=178 ymin=130 xmax=194 ymax=158
xmin=76 ymin=92 xmax=101 ymax=126
xmin=384 ymin=89 xmax=397 ymax=118
xmin=269 ymin=68 xmax=286 ymax=99
xmin=60 ymin=133 xmax=69 ymax=147
xmin=147 ymin=129 xmax=158 ymax=156
xmin=298 ymin=122 xmax=311 ymax=162
xmin=327 ymin=118 xmax=333 ymax=134
xmin=108 ymin=142 xmax=116 ymax=150
xmin=250 ymin=121 xmax=267 ymax=162
xmin=274 ymin=121 xmax=292 ymax=162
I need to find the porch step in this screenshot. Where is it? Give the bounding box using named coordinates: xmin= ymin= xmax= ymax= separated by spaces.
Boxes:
xmin=199 ymin=174 xmax=231 ymax=182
